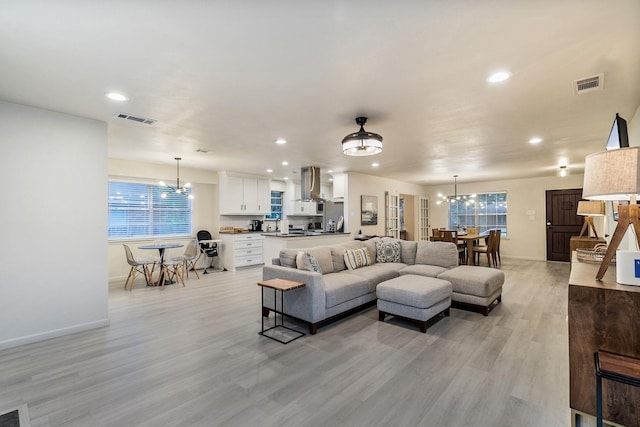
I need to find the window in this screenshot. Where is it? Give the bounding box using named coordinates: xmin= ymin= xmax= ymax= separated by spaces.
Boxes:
xmin=108 ymin=181 xmax=192 ymax=239
xmin=448 ymin=192 xmax=507 ymax=236
xmin=266 ymin=191 xmax=283 ymax=219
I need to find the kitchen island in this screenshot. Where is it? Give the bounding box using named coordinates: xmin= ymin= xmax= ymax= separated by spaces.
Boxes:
xmin=262 ymin=232 xmax=352 ymax=263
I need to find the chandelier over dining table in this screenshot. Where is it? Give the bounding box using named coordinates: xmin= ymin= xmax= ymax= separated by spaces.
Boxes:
xmin=436 ymin=175 xmax=475 ymax=205
xmin=159 ymin=157 xmax=194 ymax=199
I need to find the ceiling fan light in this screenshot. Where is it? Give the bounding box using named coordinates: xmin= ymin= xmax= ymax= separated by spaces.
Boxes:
xmin=342 ymin=117 xmax=383 ymax=156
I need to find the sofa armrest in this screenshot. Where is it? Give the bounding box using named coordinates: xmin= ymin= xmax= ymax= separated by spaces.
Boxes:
xmin=262 ymin=265 xmax=326 ymax=323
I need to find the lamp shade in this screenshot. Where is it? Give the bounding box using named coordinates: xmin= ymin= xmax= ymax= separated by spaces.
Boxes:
xmin=582 ymin=147 xmax=640 ymax=200
xmin=576 ymin=200 xmax=606 ymax=216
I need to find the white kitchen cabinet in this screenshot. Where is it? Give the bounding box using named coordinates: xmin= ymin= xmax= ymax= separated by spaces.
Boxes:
xmin=292 ymin=201 xmax=320 ymax=216
xmin=219 ymin=172 xmax=271 ymax=215
xmin=331 ymin=172 xmax=346 ymax=199
xmin=220 ymin=233 xmax=264 ymax=270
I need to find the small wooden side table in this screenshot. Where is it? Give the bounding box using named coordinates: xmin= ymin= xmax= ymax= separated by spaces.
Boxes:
xmin=594 ymin=350 xmax=640 ymax=427
xmin=257 ymin=278 xmax=306 ymax=344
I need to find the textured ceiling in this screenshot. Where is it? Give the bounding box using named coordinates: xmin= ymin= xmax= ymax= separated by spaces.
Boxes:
xmin=2 ymin=1 xmax=639 ymax=185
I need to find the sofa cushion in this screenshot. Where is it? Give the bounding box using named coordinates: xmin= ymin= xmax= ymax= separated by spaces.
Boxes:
xmin=346 ymin=265 xmax=400 ymax=292
xmin=331 ymin=241 xmax=367 ymax=272
xmin=363 ymin=237 xmax=382 ymax=263
xmin=376 ymin=240 xmax=401 ymax=263
xmin=415 ymin=241 xmax=459 ymax=269
xmin=377 ymin=275 xmax=452 ymax=309
xmin=307 ymin=246 xmax=334 ymax=274
xmin=400 ymin=264 xmax=448 ymax=278
xmin=400 ymin=240 xmax=417 ymax=265
xmin=437 ymin=266 xmax=504 ymax=297
xmin=279 ymin=249 xmax=298 ymax=269
xmin=323 ymin=272 xmax=371 ymax=308
xmin=344 ymin=247 xmax=373 ymax=270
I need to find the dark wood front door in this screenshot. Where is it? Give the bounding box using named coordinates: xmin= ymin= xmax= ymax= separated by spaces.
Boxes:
xmin=546 ymin=188 xmax=584 ymax=262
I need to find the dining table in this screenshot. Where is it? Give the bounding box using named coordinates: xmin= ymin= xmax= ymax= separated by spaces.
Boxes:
xmin=138 ymin=242 xmax=184 ymax=285
xmin=455 ymin=233 xmax=485 ymax=265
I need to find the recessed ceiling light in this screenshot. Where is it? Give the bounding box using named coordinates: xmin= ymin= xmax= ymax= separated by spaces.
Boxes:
xmin=529 ymin=137 xmax=543 ymax=144
xmin=283 ymin=177 xmax=289 ymax=180
xmin=329 ymin=178 xmax=334 ymax=182
xmin=282 ymin=161 xmax=288 ymax=166
xmin=266 ymin=169 xmax=273 ymax=173
xmin=327 ymin=170 xmax=333 ymax=173
xmin=487 ymin=71 xmax=512 ymax=83
xmin=275 ymin=139 xmax=287 ymax=145
xmin=105 ymin=92 xmax=128 ymax=101
xmin=372 ymin=163 xmax=379 ymax=167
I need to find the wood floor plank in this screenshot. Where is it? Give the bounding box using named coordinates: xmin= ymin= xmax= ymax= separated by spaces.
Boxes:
xmin=0 ymin=259 xmax=572 ymax=426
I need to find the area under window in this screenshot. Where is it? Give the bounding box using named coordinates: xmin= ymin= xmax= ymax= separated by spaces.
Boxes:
xmin=108 ymin=181 xmax=192 ymax=239
xmin=448 ymin=192 xmax=507 ymax=236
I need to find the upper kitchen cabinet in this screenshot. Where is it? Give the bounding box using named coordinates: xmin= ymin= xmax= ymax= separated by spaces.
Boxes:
xmin=331 ymin=172 xmax=346 ymax=199
xmin=219 ymin=172 xmax=271 ymax=215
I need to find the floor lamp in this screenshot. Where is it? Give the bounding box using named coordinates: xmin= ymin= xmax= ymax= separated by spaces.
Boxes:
xmin=582 ymin=147 xmax=640 ymax=280
xmin=576 ymin=201 xmax=606 ymax=238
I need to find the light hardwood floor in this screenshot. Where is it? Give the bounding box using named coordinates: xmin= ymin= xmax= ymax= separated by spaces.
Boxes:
xmin=0 ymin=259 xmax=574 ymax=427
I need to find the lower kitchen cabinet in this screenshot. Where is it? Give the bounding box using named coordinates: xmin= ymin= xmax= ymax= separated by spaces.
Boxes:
xmin=220 ymin=233 xmax=264 ymax=271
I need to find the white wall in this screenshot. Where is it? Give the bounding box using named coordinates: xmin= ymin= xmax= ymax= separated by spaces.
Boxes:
xmin=346 ymin=172 xmax=427 ymax=236
xmin=426 ymin=174 xmax=585 ymax=261
xmin=0 ymin=101 xmax=108 ymax=349
xmin=107 ymin=158 xmax=219 ymax=282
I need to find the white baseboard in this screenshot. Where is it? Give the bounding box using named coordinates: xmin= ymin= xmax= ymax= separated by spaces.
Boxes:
xmin=0 ymin=318 xmax=110 ymax=350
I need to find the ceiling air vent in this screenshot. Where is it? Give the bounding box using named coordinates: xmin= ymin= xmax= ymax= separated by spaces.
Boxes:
xmin=113 ymin=113 xmax=157 ymax=125
xmin=574 ymin=73 xmax=604 ymax=94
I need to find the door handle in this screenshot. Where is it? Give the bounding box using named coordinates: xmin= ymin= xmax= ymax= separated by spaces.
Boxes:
xmin=546 ymin=221 xmax=552 ymax=229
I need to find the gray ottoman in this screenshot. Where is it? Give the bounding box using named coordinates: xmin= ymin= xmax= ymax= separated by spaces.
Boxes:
xmin=437 ymin=266 xmax=505 ymax=316
xmin=377 ymin=274 xmax=452 ymax=333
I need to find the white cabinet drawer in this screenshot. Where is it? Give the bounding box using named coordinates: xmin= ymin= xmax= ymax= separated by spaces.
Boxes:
xmin=235 ymin=255 xmax=263 ymax=267
xmin=235 ymin=234 xmax=264 ymax=242
xmin=235 ymin=240 xmax=262 ymax=250
xmin=235 ymin=248 xmax=262 ymax=257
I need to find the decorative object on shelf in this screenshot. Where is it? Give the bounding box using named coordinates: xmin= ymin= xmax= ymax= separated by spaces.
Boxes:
xmin=575 ymin=244 xmax=613 ymax=264
xmin=582 ymin=146 xmax=640 ymax=280
xmin=361 ymin=195 xmax=378 ymax=225
xmin=576 ymin=200 xmax=606 ymax=237
xmin=159 ymin=157 xmax=194 ymax=199
xmin=436 ymin=175 xmax=475 ymax=206
xmin=342 ymin=117 xmax=383 ymax=156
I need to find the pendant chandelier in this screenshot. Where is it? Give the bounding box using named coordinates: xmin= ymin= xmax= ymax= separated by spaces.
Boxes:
xmin=436 ymin=175 xmax=474 ymax=205
xmin=159 ymin=157 xmax=194 ymax=199
xmin=342 ymin=116 xmax=383 ymax=156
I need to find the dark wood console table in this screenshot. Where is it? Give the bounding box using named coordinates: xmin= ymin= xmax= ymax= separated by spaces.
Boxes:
xmin=569 ymin=257 xmax=640 ymax=427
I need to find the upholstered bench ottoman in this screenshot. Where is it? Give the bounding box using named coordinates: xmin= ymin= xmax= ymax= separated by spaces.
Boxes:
xmin=377 ymin=274 xmax=452 ymax=333
xmin=437 ymin=266 xmax=504 ymax=316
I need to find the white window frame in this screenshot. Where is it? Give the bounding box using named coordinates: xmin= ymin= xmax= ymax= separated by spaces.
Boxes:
xmin=448 ymin=191 xmax=507 ymax=236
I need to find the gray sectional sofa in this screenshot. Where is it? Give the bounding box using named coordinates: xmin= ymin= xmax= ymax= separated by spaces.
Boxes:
xmin=262 ymin=237 xmax=504 ymax=334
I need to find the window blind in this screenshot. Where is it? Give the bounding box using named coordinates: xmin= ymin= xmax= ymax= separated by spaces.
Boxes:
xmin=108 ymin=181 xmax=192 ymax=239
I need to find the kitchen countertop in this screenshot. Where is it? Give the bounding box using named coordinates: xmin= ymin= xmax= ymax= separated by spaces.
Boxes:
xmin=262 ymin=232 xmax=350 ymax=238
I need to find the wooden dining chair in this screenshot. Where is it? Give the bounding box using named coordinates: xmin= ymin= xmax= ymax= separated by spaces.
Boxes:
xmin=494 ymin=229 xmax=502 ymax=266
xmin=474 ymin=230 xmax=499 ymax=267
xmin=123 ymin=244 xmax=157 ymax=290
xmin=431 ymin=228 xmax=442 ymax=241
xmin=466 ymin=227 xmax=479 ymax=235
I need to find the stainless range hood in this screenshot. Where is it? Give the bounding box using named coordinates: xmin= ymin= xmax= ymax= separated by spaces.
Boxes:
xmin=300 ymin=166 xmax=322 ymax=201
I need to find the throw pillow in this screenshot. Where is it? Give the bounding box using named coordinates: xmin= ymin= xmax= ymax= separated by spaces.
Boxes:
xmin=307 ymin=253 xmax=322 ymax=273
xmin=343 ymin=247 xmax=373 ymax=270
xmin=296 ymin=251 xmax=322 ymax=273
xmin=296 ymin=251 xmax=313 ymax=271
xmin=375 ymin=241 xmax=401 ymax=263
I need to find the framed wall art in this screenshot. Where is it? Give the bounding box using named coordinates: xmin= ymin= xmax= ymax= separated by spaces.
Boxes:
xmin=361 ymin=195 xmax=378 ymax=225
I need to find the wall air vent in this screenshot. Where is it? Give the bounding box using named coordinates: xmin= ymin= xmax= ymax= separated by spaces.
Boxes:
xmin=113 ymin=113 xmax=157 ymax=125
xmin=574 ymin=73 xmax=604 ymax=94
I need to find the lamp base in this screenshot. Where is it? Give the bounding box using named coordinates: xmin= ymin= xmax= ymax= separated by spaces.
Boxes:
xmin=578 ymin=216 xmax=599 ymax=238
xmin=596 ymin=204 xmax=640 ymax=280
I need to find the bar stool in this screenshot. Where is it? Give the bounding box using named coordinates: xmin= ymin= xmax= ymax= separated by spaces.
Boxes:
xmin=594 ymin=350 xmax=640 ymax=427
